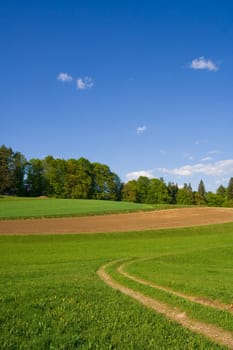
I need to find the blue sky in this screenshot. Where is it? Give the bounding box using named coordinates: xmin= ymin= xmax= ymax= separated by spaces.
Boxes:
xmin=1 ymin=0 xmax=233 ymax=191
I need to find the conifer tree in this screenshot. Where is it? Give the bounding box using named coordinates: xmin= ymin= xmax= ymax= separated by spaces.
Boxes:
xmin=196 ymin=179 xmax=207 ymax=205
xmin=227 ymin=177 xmax=233 ymax=200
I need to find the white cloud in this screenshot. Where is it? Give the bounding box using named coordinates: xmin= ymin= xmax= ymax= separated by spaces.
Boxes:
xmin=195 ymin=139 xmax=208 ymax=145
xmin=136 ymin=125 xmax=147 ymax=134
xmin=159 ymin=159 xmax=233 ymax=177
xmin=184 ymin=153 xmax=194 ymax=161
xmin=208 ymin=150 xmax=220 ymax=155
xmin=201 ymin=156 xmax=213 ymax=161
xmin=126 ymin=170 xmax=154 ymax=181
xmin=77 ymin=76 xmax=94 ymax=90
xmin=190 ymin=57 xmax=218 ymax=71
xmin=57 ymin=72 xmax=73 ymax=82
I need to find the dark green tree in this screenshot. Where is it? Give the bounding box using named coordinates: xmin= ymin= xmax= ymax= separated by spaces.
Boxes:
xmin=198 ymin=180 xmax=206 ymax=197
xmin=0 ymin=145 xmax=26 ymax=195
xmin=25 ymin=159 xmax=47 ymax=196
xmin=0 ymin=145 xmax=14 ymax=194
xmin=11 ymin=151 xmax=27 ymax=195
xmin=106 ymin=171 xmax=122 ymax=201
xmin=223 ymin=177 xmax=233 ymax=207
xmin=167 ymin=182 xmax=179 ymax=204
xmin=227 ymin=177 xmax=233 ymax=200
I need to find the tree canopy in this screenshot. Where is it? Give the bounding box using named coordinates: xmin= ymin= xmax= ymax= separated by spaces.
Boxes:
xmin=0 ymin=145 xmax=233 ymax=207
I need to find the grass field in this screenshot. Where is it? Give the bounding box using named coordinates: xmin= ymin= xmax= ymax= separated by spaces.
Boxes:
xmin=0 ymin=197 xmax=183 ymax=219
xmin=1 ymin=223 xmax=233 ymax=349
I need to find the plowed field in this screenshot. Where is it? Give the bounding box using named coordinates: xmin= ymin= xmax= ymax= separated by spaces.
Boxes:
xmin=1 ymin=207 xmax=233 ymax=235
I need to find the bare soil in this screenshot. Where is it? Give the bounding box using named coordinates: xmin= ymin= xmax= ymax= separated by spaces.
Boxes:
xmin=1 ymin=207 xmax=233 ymax=235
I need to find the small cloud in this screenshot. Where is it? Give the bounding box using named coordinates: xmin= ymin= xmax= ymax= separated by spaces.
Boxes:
xmin=190 ymin=56 xmax=219 ymax=71
xmin=195 ymin=139 xmax=208 ymax=145
xmin=77 ymin=76 xmax=94 ymax=90
xmin=201 ymin=156 xmax=213 ymax=161
xmin=136 ymin=125 xmax=147 ymax=134
xmin=160 ymin=149 xmax=167 ymax=155
xmin=126 ymin=169 xmax=154 ymax=181
xmin=184 ymin=153 xmax=194 ymax=161
xmin=57 ymin=72 xmax=73 ymax=82
xmin=208 ymin=150 xmax=220 ymax=155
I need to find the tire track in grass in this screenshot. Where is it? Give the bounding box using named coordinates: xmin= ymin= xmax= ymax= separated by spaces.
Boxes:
xmin=119 ymin=258 xmax=233 ymax=314
xmin=97 ymin=260 xmax=233 ymax=350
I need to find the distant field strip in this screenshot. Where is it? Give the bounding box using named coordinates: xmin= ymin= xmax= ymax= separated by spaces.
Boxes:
xmin=98 ymin=259 xmax=233 ymax=349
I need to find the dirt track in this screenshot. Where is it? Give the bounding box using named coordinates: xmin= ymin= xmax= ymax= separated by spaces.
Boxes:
xmin=98 ymin=261 xmax=233 ymax=349
xmin=1 ymin=207 xmax=233 ymax=235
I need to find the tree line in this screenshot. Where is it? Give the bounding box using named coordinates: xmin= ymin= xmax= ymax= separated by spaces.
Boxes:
xmin=1 ymin=145 xmax=233 ymax=207
xmin=0 ymin=145 xmax=122 ymax=200
xmin=122 ymin=177 xmax=233 ymax=207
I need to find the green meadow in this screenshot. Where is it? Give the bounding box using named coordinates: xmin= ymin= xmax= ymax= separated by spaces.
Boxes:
xmin=1 ymin=223 xmax=233 ymax=349
xmin=0 ymin=197 xmax=183 ymax=219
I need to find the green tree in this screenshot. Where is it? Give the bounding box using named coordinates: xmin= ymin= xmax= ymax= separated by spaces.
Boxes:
xmin=25 ymin=159 xmax=47 ymax=196
xmin=11 ymin=151 xmax=27 ymax=195
xmin=122 ymin=180 xmax=138 ymax=202
xmin=216 ymin=185 xmax=226 ymax=198
xmin=146 ymin=178 xmax=170 ymax=204
xmin=0 ymin=145 xmax=26 ymax=195
xmin=206 ymin=192 xmax=224 ymax=207
xmin=64 ymin=159 xmax=79 ymax=198
xmin=136 ymin=176 xmax=150 ymax=203
xmin=64 ymin=158 xmax=93 ymax=199
xmin=44 ymin=156 xmax=67 ymax=197
xmin=195 ymin=179 xmax=207 ymax=205
xmin=167 ymin=182 xmax=178 ymax=204
xmin=92 ymin=163 xmax=121 ymax=200
xmin=223 ymin=178 xmax=233 ymax=207
xmin=106 ymin=172 xmax=122 ymax=201
xmin=0 ymin=145 xmax=15 ymax=194
xmin=177 ymin=183 xmax=194 ymax=205
xmin=198 ymin=180 xmax=206 ymax=197
xmin=73 ymin=157 xmax=93 ymax=199
xmin=227 ymin=177 xmax=233 ymax=200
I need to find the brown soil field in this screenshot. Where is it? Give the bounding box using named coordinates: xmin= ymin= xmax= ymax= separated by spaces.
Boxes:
xmin=1 ymin=207 xmax=233 ymax=235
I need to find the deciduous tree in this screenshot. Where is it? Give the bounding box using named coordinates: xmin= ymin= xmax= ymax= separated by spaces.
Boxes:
xmin=177 ymin=183 xmax=194 ymax=205
xmin=146 ymin=178 xmax=170 ymax=204
xmin=92 ymin=163 xmax=122 ymax=200
xmin=25 ymin=159 xmax=47 ymax=196
xmin=122 ymin=180 xmax=138 ymax=202
xmin=0 ymin=145 xmax=26 ymax=195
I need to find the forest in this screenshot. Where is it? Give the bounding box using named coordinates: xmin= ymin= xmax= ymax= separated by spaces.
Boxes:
xmin=0 ymin=145 xmax=233 ymax=207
